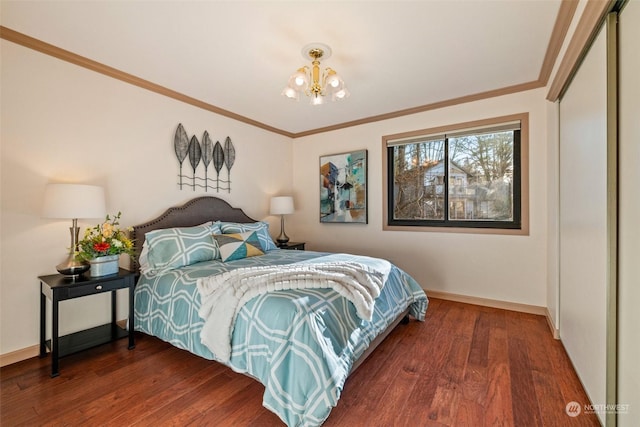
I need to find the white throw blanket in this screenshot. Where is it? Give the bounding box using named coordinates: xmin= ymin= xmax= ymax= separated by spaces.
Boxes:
xmin=196 ymin=259 xmax=390 ymax=362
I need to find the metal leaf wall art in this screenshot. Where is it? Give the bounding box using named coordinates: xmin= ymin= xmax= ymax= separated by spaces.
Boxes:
xmin=201 ymin=131 xmax=213 ymax=190
xmin=173 ymin=123 xmax=235 ymax=192
xmin=188 ymin=135 xmax=201 ymax=190
xmin=174 ymin=124 xmax=189 ymax=190
xmin=213 ymin=141 xmax=224 ymax=191
xmin=223 ymin=136 xmax=235 ymax=194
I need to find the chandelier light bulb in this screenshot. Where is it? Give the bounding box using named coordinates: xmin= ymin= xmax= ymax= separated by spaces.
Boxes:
xmin=282 ymin=87 xmax=298 ymax=99
xmin=326 ymin=70 xmax=340 ymax=88
xmin=294 ymin=71 xmax=307 ymax=87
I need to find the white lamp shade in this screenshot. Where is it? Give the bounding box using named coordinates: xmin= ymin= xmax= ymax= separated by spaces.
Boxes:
xmin=293 ymin=71 xmax=308 ymax=88
xmin=270 ymin=196 xmax=294 ymax=215
xmin=42 ymin=184 xmax=106 ymax=219
xmin=326 ymin=73 xmax=340 ymax=88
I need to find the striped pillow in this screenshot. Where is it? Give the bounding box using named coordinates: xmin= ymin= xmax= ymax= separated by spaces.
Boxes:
xmin=145 ymin=224 xmax=220 ymax=273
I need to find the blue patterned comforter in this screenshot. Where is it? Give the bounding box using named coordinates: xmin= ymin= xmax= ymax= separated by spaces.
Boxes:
xmin=134 ymin=250 xmax=428 ymax=426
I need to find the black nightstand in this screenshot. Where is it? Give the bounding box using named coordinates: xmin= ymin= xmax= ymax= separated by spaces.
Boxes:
xmin=39 ymin=268 xmax=136 ymax=377
xmin=278 ymin=242 xmax=305 ymax=250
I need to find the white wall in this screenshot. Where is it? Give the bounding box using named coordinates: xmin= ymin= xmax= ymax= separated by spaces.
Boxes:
xmin=618 ymin=0 xmax=640 ymax=423
xmin=0 ymin=40 xmax=293 ymax=355
xmin=1 ymin=38 xmax=551 ymax=360
xmin=290 ymin=89 xmax=549 ymax=307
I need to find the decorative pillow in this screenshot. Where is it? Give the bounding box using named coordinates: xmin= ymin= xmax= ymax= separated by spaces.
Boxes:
xmin=219 ymin=221 xmax=278 ymax=251
xmin=138 ymin=243 xmax=151 ymax=274
xmin=144 ymin=224 xmax=220 ymax=273
xmin=139 ymin=221 xmax=216 ymax=274
xmin=213 ymin=231 xmax=265 ymax=262
xmin=210 ymin=221 xmax=222 ymax=234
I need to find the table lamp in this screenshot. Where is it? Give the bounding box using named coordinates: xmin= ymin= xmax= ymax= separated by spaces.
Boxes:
xmin=42 ymin=183 xmax=106 ymax=277
xmin=270 ymin=196 xmax=294 ymax=246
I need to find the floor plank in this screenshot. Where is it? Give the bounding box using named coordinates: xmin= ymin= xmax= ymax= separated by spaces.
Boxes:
xmin=1 ymin=298 xmax=600 ymax=426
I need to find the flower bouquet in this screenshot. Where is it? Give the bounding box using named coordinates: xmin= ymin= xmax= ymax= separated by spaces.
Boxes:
xmin=76 ymin=212 xmax=134 ymax=276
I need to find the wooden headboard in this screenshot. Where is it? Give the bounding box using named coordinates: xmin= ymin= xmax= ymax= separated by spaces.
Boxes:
xmin=131 ymin=196 xmax=256 ymax=271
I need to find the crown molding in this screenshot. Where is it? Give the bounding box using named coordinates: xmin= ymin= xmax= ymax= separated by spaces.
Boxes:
xmin=2 ymin=0 xmax=578 ymax=140
xmin=546 ymin=0 xmax=615 ymax=101
xmin=0 ymin=26 xmax=295 ymax=138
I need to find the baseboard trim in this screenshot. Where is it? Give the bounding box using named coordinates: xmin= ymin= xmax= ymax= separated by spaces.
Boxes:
xmin=1 ymin=319 xmax=131 ymax=367
xmin=425 ymin=289 xmax=561 ymax=339
xmin=0 ymin=345 xmax=40 ymax=367
xmin=545 ymin=307 xmax=561 ymax=340
xmin=425 ymin=289 xmax=546 ymax=315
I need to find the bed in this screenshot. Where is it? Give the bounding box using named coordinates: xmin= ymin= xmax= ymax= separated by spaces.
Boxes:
xmin=131 ymin=196 xmax=428 ymax=426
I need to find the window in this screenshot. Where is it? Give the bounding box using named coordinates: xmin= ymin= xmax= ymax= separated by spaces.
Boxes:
xmin=383 ymin=113 xmax=528 ymax=233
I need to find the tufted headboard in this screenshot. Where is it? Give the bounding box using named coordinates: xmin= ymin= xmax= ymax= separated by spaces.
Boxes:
xmin=131 ymin=196 xmax=256 ymax=271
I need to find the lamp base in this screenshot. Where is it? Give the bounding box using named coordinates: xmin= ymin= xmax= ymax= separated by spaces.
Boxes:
xmin=277 ymin=215 xmax=290 ymax=246
xmin=55 ymin=221 xmax=90 ymax=277
xmin=56 ymin=254 xmax=90 ymax=277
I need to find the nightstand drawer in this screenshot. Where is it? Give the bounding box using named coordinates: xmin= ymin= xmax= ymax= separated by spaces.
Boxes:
xmin=67 ymin=278 xmax=125 ymax=298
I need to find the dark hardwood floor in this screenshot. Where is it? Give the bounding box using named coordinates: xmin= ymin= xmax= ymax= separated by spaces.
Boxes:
xmin=1 ymin=298 xmax=600 ymax=426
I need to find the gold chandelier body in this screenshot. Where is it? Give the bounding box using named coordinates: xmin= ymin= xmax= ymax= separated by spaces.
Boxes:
xmin=282 ymin=44 xmax=349 ymax=105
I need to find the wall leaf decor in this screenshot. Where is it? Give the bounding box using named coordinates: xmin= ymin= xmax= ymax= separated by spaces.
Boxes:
xmin=188 ymin=135 xmax=202 ymax=190
xmin=201 ymin=131 xmax=214 ymax=189
xmin=174 ymin=123 xmax=235 ymax=192
xmin=174 ymin=123 xmax=189 ymax=190
xmin=223 ymin=136 xmax=235 ymax=194
xmin=213 ymin=141 xmax=224 ymax=191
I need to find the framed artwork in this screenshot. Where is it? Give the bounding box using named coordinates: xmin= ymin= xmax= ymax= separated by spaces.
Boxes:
xmin=320 ymin=149 xmax=368 ymax=223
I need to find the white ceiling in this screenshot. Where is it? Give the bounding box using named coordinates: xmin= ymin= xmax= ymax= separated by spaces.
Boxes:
xmin=2 ymin=0 xmax=562 ymax=135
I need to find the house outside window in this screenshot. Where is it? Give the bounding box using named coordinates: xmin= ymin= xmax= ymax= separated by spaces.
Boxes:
xmin=382 ymin=113 xmax=529 ymax=235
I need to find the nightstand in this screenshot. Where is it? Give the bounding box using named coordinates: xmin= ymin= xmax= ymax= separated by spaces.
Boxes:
xmin=39 ymin=268 xmax=136 ymax=377
xmin=278 ymin=242 xmax=305 ymax=250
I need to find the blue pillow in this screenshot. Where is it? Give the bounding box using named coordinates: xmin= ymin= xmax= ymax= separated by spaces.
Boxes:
xmin=210 ymin=221 xmax=222 ymax=234
xmin=144 ymin=224 xmax=220 ymax=273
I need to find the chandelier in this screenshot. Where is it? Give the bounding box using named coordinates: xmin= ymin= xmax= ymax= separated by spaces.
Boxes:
xmin=282 ymin=43 xmax=349 ymax=106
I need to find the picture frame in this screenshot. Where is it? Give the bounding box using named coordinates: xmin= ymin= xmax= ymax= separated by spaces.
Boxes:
xmin=319 ymin=149 xmax=368 ymax=223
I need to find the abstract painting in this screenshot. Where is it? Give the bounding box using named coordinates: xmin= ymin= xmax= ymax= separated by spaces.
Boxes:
xmin=320 ymin=149 xmax=367 ymax=223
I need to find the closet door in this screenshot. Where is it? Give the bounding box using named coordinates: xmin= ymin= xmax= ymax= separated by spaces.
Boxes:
xmin=618 ymin=1 xmax=640 ymax=424
xmin=559 ymin=23 xmax=607 ymax=423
